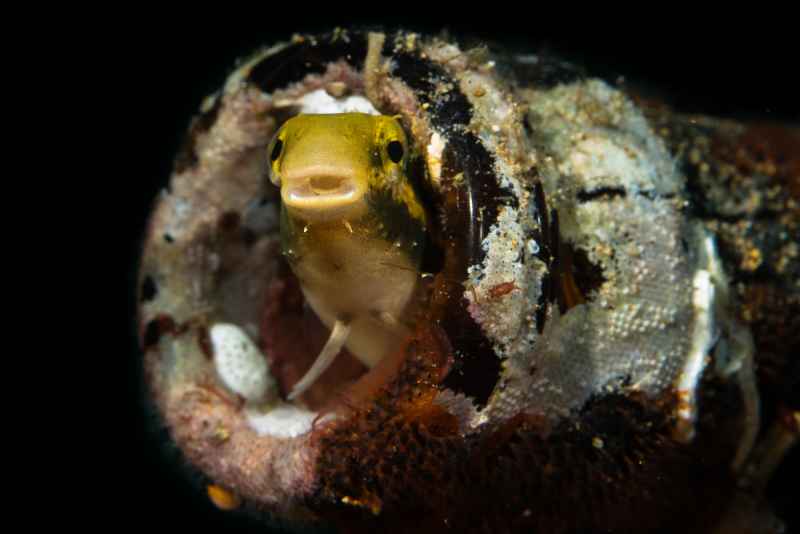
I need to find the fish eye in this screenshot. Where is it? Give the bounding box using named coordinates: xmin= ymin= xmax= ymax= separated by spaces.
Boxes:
xmin=387 ymin=139 xmax=404 ymax=163
xmin=270 ymin=138 xmax=283 ymax=162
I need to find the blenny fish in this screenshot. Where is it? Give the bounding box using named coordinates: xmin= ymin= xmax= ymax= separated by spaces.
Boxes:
xmin=268 ymin=112 xmax=426 ymax=399
xmin=138 ymin=29 xmax=799 ymax=533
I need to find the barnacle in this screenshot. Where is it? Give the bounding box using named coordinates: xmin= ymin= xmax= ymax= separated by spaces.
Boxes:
xmin=138 ymin=29 xmax=798 ymax=533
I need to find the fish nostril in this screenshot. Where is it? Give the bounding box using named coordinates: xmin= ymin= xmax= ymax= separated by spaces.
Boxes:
xmin=309 ymin=175 xmax=344 ymax=194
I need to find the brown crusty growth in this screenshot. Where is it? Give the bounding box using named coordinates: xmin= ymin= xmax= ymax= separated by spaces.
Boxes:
xmin=310 ymin=323 xmax=747 ymax=534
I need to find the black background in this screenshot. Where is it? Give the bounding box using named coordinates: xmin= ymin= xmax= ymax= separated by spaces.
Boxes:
xmin=109 ymin=13 xmax=796 ymax=533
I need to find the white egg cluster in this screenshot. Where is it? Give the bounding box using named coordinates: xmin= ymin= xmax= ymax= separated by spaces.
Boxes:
xmin=210 ymin=323 xmax=275 ymax=402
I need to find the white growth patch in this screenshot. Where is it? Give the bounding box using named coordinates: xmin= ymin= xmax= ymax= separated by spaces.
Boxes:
xmin=245 ymin=404 xmax=317 ymax=439
xmin=211 ymin=323 xmax=275 ymax=401
xmin=298 ymin=88 xmax=379 ymax=115
xmin=566 ymin=136 xmax=658 ymax=194
xmin=674 ymin=234 xmax=718 ymax=442
xmin=681 ymin=232 xmax=759 ymax=467
xmin=465 ymin=207 xmax=528 ymax=355
xmin=426 ymin=132 xmax=445 ymax=185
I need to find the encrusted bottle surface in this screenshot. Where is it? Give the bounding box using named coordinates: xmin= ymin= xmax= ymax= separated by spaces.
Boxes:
xmin=138 ymin=29 xmax=798 ymax=533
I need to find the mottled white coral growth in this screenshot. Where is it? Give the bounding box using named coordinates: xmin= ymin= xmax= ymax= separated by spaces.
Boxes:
xmin=245 ymin=404 xmax=317 ymax=439
xmin=211 ymin=323 xmax=275 ymax=401
xmin=298 ymin=88 xmax=379 ymax=115
xmin=465 ymin=206 xmax=538 ymax=358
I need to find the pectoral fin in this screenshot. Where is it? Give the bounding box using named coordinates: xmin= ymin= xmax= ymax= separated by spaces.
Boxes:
xmin=288 ymin=319 xmax=351 ymax=400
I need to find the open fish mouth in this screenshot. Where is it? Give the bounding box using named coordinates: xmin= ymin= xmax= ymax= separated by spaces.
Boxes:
xmin=282 ymin=174 xmax=360 ymax=216
xmin=280 ymin=163 xmax=369 ymax=222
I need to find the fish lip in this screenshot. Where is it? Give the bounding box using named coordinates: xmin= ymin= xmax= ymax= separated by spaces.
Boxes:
xmin=281 ymin=173 xmax=367 ymax=221
xmin=284 ymin=178 xmax=358 ymax=204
